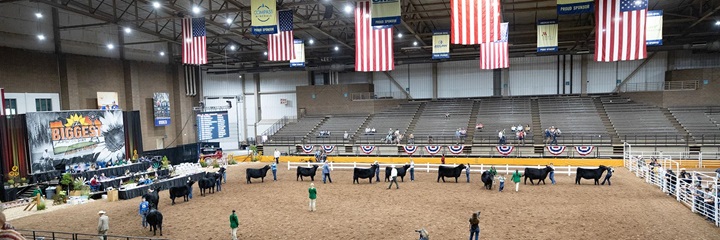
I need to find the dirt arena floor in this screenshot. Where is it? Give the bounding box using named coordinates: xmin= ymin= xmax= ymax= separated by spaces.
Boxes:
xmin=10 ymin=162 xmax=720 ymax=240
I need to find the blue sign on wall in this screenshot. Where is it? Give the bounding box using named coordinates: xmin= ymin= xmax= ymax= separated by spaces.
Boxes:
xmin=196 ymin=111 xmax=230 ymax=141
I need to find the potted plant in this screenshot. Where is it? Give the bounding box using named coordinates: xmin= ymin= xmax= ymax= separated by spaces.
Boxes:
xmin=70 ymin=177 xmax=85 ymax=196
xmin=249 ymin=145 xmax=259 ymax=162
xmin=53 ymin=191 xmax=67 ymax=205
xmin=60 ymin=173 xmax=73 ymax=195
xmin=161 ymin=156 xmax=170 ymax=169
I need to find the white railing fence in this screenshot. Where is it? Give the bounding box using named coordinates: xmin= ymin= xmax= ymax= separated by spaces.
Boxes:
xmin=624 ymin=142 xmax=720 ymax=227
xmin=287 ymin=161 xmax=605 ymax=176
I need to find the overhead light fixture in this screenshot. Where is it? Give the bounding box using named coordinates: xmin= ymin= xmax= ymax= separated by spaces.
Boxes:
xmin=230 ymin=45 xmax=236 ymax=51
xmin=238 ymin=75 xmax=242 ymax=78
xmin=192 ymin=6 xmax=200 ymax=14
xmin=263 ymin=51 xmax=268 ymax=56
xmin=413 ymin=41 xmax=418 ymax=46
xmin=715 ymin=20 xmax=720 ymax=26
xmin=35 ymin=12 xmax=43 ymax=19
xmin=152 ymin=1 xmax=161 ymax=8
xmin=344 ymin=5 xmax=353 ymax=13
xmin=37 ymin=34 xmax=45 ymax=40
xmin=226 ymin=18 xmax=233 ymax=24
xmin=308 ymin=39 xmax=314 ymax=44
xmin=334 ymin=46 xmax=339 ymax=51
xmin=124 ymin=27 xmax=132 ymax=33
xmin=397 ymin=33 xmax=403 ymax=38
xmin=159 ymin=51 xmax=165 ymax=56
xmin=107 ymin=44 xmax=115 ymax=49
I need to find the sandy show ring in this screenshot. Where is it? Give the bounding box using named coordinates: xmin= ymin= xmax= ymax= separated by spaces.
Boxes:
xmin=10 ymin=162 xmax=720 ymax=239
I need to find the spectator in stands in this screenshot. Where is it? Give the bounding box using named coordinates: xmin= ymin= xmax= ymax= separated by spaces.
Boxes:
xmin=271 ymin=161 xmax=278 ymax=181
xmin=475 ymin=123 xmax=484 ymax=131
xmin=665 ymin=169 xmax=676 ymax=195
xmin=308 ymin=183 xmax=317 ymax=212
xmin=373 ymin=161 xmax=381 ymax=182
xmin=601 ymin=167 xmax=614 ymax=185
xmin=90 ymin=176 xmax=101 ymax=192
xmin=511 ymin=170 xmax=522 ymax=192
xmin=97 ymin=210 xmax=109 ymax=240
xmin=139 ymin=197 xmax=149 ymax=228
xmin=387 ymin=165 xmax=399 ymax=189
xmin=468 ymin=211 xmax=480 ymax=240
xmin=525 ymin=124 xmax=531 ymax=132
xmin=511 ymin=125 xmax=516 ymax=132
xmin=388 ymin=128 xmax=394 ymax=135
xmin=551 ymin=127 xmax=561 ymax=145
xmin=371 ymin=128 xmax=376 ymax=133
xmin=365 ymin=128 xmax=371 ymax=134
xmin=679 ymin=168 xmax=691 ymax=183
xmin=497 ymin=175 xmax=505 ymax=192
xmin=0 ymin=211 xmax=24 ymax=240
xmin=408 ymin=133 xmax=415 ymax=144
xmin=445 ymin=112 xmax=450 ymax=118
xmin=518 ymin=130 xmax=526 ymax=145
xmin=322 ymin=161 xmax=332 ymax=184
xmin=517 ymin=124 xmax=524 ymax=132
xmin=441 ymin=154 xmax=446 ymax=164
xmin=90 ymin=163 xmax=97 ymax=171
xmin=455 ymin=129 xmax=462 ymax=142
xmin=544 ymin=128 xmax=551 ymax=144
xmin=343 ymin=131 xmax=349 ymax=140
xmin=229 ymin=210 xmax=239 ymax=240
xmin=409 ymin=159 xmax=415 ymax=181
xmin=428 ymin=135 xmax=434 ymax=144
xmin=548 ymin=163 xmax=556 ymax=185
xmin=274 ymin=149 xmax=281 ymax=164
xmin=465 ymin=164 xmax=471 ymax=183
xmin=498 ymin=130 xmax=506 ymax=145
xmin=100 ymin=173 xmax=108 ymax=181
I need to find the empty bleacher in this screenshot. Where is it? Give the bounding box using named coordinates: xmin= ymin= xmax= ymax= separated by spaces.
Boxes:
xmin=538 ymin=96 xmax=610 ymax=145
xmin=356 ymin=103 xmax=420 ymax=144
xmin=306 ymin=115 xmax=369 ymax=144
xmin=474 ymin=98 xmax=532 ymax=145
xmin=268 ymin=117 xmax=324 ymax=143
xmin=602 ymin=96 xmax=684 ymax=145
xmin=412 ymin=100 xmax=473 ymax=144
xmin=669 ymin=107 xmax=720 ymax=144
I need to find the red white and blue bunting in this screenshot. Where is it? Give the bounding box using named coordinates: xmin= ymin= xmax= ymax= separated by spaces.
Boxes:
xmin=575 ymin=146 xmax=595 ymax=156
xmin=425 ymin=145 xmax=442 ymax=155
xmin=302 ymin=145 xmax=314 ymax=153
xmin=448 ymin=145 xmax=464 ymax=154
xmin=360 ymin=145 xmax=375 ymax=154
xmin=496 ymin=145 xmax=514 ymax=156
xmin=403 ymin=145 xmax=418 ymax=155
xmin=546 ymin=145 xmax=566 ymax=155
xmin=322 ymin=145 xmax=335 ymax=153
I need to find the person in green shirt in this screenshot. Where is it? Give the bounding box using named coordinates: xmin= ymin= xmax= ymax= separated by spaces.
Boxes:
xmin=308 ymin=183 xmax=317 ymax=212
xmin=31 ymin=186 xmax=42 ymax=198
xmin=229 ymin=210 xmax=239 ymax=240
xmin=489 ymin=165 xmax=498 ymax=176
xmin=511 ymin=170 xmax=522 ymax=192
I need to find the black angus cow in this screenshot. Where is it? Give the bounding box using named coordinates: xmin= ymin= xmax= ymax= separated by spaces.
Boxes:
xmin=575 ymin=165 xmax=609 ymax=185
xmin=353 ymin=164 xmax=379 ymax=184
xmin=142 ymin=187 xmax=160 ymax=210
xmin=169 ymin=180 xmax=195 ymax=205
xmin=523 ymin=166 xmax=554 ymax=185
xmin=481 ymin=171 xmax=495 ymax=190
xmin=146 ymin=208 xmax=163 ymax=236
xmin=437 ymin=164 xmax=466 ymax=183
xmin=384 ymin=165 xmax=411 ymax=182
xmin=246 ymin=165 xmax=271 ymax=183
xmin=198 ymin=173 xmax=216 ymax=196
xmin=297 ymin=165 xmax=319 ymax=181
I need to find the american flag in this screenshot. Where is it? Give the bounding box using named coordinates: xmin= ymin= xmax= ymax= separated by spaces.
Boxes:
xmin=479 ymin=22 xmax=508 ymax=70
xmin=268 ymin=10 xmax=295 ymax=61
xmin=182 ymin=18 xmax=207 ymax=65
xmin=355 ymin=1 xmax=394 ymax=72
xmin=595 ymin=0 xmax=648 ymax=62
xmin=451 ymin=0 xmax=501 ymax=45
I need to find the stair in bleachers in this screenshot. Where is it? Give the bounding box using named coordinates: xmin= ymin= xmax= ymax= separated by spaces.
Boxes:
xmin=465 ymin=100 xmax=481 ymax=145
xmin=406 ymin=102 xmax=426 ymax=135
xmin=661 ymin=108 xmax=695 ymax=145
xmin=351 ymin=114 xmax=374 ymax=144
xmin=305 ymin=117 xmax=329 ymax=139
xmin=530 ymin=99 xmax=543 ymax=145
xmin=593 ymin=97 xmax=621 ymax=145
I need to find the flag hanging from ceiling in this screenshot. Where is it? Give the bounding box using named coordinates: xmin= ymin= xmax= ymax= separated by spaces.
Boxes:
xmin=432 ymin=30 xmax=450 ymax=59
xmin=646 ymin=10 xmax=662 ymax=46
xmin=537 ymin=20 xmax=558 ymax=52
xmin=268 ymin=10 xmax=295 ymax=61
xmin=182 ymin=17 xmax=207 ymax=65
xmin=479 ymin=22 xmax=508 ymax=70
xmin=557 ymin=0 xmax=594 ymax=14
xmin=0 ymin=88 xmax=5 ymax=116
xmin=371 ymin=0 xmax=401 ymax=26
xmin=355 ymin=1 xmax=394 ymax=72
xmin=595 ymin=0 xmax=648 ymax=62
xmin=451 ymin=0 xmax=501 ymax=45
xmin=251 ymin=0 xmax=278 ymax=35
xmin=290 ymin=39 xmax=305 ymax=67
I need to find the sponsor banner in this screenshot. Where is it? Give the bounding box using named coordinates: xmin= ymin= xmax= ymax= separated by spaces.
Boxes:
xmin=646 ymin=10 xmax=663 ymax=46
xmin=537 ymin=19 xmax=559 ymax=52
xmin=557 ymin=0 xmax=593 ymax=14
xmin=153 ymin=92 xmax=171 ymax=126
xmin=290 ymin=39 xmax=306 ymax=67
xmin=432 ymin=31 xmax=450 ymax=59
xmin=97 ymin=92 xmax=119 ymax=110
xmin=371 ymin=0 xmax=401 ymax=26
xmin=26 ymin=110 xmax=125 ymax=173
xmin=251 ymin=0 xmax=278 ymax=35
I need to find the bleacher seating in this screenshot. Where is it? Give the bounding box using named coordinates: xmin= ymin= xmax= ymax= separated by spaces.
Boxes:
xmin=474 ymin=98 xmax=532 ymax=144
xmin=669 ymin=107 xmax=720 ymax=144
xmin=306 ymin=115 xmax=369 ymax=144
xmin=538 ymin=96 xmax=609 ymax=144
xmin=412 ymin=100 xmax=473 ymax=144
xmin=356 ymin=103 xmax=420 ymax=144
xmin=602 ymin=96 xmax=684 ymax=145
xmin=268 ymin=117 xmax=324 ymax=143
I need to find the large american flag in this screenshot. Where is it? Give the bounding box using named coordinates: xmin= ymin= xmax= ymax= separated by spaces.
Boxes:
xmin=355 ymin=1 xmax=394 ymax=72
xmin=451 ymin=0 xmax=501 ymax=45
xmin=595 ymin=0 xmax=648 ymax=62
xmin=182 ymin=18 xmax=207 ymax=65
xmin=479 ymin=22 xmax=508 ymax=70
xmin=268 ymin=10 xmax=295 ymax=61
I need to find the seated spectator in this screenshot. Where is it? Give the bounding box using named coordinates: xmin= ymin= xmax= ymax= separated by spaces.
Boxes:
xmin=343 ymin=131 xmax=349 ymax=140
xmin=90 ymin=176 xmax=101 ymax=191
xmin=408 ymin=133 xmax=415 ymax=144
xmin=517 ymin=124 xmax=523 ymax=132
xmin=89 ymin=163 xmax=97 ymax=171
xmin=525 ymin=124 xmax=531 ymax=132
xmin=428 ymin=135 xmax=434 ymax=144
xmin=511 ymin=125 xmax=516 ymax=132
xmin=371 ymin=128 xmax=376 ymax=133
xmin=517 ymin=130 xmax=526 ymax=145
xmin=388 ymin=128 xmax=394 ymax=135
xmin=444 ymin=112 xmax=450 ymax=118
xmin=459 ymin=128 xmax=467 ymax=136
xmin=365 ymin=128 xmax=371 ymax=134
xmin=498 ymin=130 xmax=506 ymax=145
xmin=475 ymin=123 xmax=484 ymax=130
xmin=99 ymin=173 xmax=108 ymax=181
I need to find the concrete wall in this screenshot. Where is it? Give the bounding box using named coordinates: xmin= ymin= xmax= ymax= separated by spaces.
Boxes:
xmin=622 ymin=68 xmax=720 ymax=108
xmin=296 ymin=84 xmax=407 ymax=116
xmin=0 ymin=46 xmax=197 ymax=151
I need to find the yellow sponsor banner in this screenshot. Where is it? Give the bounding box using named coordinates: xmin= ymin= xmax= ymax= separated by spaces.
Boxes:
xmin=370 ymin=0 xmax=401 ymax=26
xmin=290 ymin=40 xmax=305 ymax=67
xmin=537 ymin=20 xmax=558 ymax=52
xmin=432 ymin=31 xmax=450 ymax=59
xmin=251 ymin=0 xmax=277 ymax=35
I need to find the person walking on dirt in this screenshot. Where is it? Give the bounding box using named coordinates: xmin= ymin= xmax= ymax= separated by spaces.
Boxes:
xmin=465 ymin=164 xmax=471 ymax=183
xmin=410 ymin=159 xmax=415 ymax=181
xmin=602 ymin=167 xmax=614 ymax=185
xmin=548 ymin=163 xmax=556 ymax=185
xmin=511 ymin=170 xmax=522 ymax=192
xmin=322 ymin=161 xmax=332 ymax=184
xmin=468 ymin=211 xmax=480 ymax=240
xmin=229 ymin=210 xmax=239 ymax=240
xmin=308 ymin=183 xmax=317 ymax=212
xmin=388 ymin=165 xmax=400 ymax=189
xmin=497 ymin=175 xmax=505 ymax=192
xmin=271 ymin=161 xmax=278 ymax=181
xmin=373 ymin=161 xmax=381 ymax=182
xmin=97 ymin=210 xmax=109 ymax=240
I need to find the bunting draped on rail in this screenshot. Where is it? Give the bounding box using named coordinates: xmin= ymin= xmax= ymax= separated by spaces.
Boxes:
xmin=575 ymin=146 xmax=595 ymax=156
xmin=403 ymin=145 xmax=418 ymax=155
xmin=322 ymin=145 xmax=335 ymax=153
xmin=425 ymin=145 xmax=442 ymax=155
xmin=546 ymin=145 xmax=566 ymax=155
xmin=361 ymin=145 xmax=376 ymax=154
xmin=302 ymin=145 xmax=314 ymax=153
xmin=448 ymin=145 xmax=464 ymax=154
xmin=496 ymin=145 xmax=514 ymax=156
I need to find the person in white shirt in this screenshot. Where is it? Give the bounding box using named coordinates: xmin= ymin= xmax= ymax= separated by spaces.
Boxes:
xmin=409 ymin=159 xmax=415 ymax=181
xmin=343 ymin=131 xmax=349 ymax=140
xmin=498 ymin=130 xmax=506 ymax=145
xmin=517 ymin=124 xmax=524 ymax=131
xmin=273 ymin=149 xmax=280 ymax=164
xmin=387 ymin=165 xmax=399 ymax=189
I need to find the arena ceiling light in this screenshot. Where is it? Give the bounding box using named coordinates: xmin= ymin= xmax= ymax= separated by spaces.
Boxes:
xmin=35 ymin=12 xmax=43 ymax=19
xmin=397 ymin=33 xmax=403 ymax=38
xmin=344 ymin=4 xmax=353 ymax=13
xmin=37 ymin=34 xmax=45 ymax=40
xmin=107 ymin=44 xmax=115 ymax=49
xmin=123 ymin=27 xmax=132 ymax=34
xmin=413 ymin=41 xmax=418 ymax=46
xmin=263 ymin=51 xmax=268 ymax=56
xmin=159 ymin=51 xmax=165 ymax=56
xmin=192 ymin=6 xmax=201 ymax=14
xmin=229 ymin=45 xmax=236 ymax=51
xmin=308 ymin=39 xmax=314 ymax=44
xmin=334 ymin=46 xmax=339 ymax=51
xmin=716 ymin=20 xmax=720 ymax=26
xmin=152 ymin=1 xmax=161 ymax=8
xmin=226 ymin=18 xmax=233 ymax=24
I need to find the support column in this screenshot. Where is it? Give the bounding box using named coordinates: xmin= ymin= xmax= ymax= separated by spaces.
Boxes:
xmin=240 ymin=74 xmax=248 ymax=142
xmin=501 ymin=68 xmax=510 ymax=96
xmin=581 ymin=54 xmax=588 ymax=96
xmin=120 ymin=26 xmax=141 ymax=111
xmin=53 ymin=7 xmax=75 ymax=110
xmin=253 ymin=73 xmax=261 ymax=139
xmin=493 ymin=69 xmax=502 ymax=97
xmin=432 ymin=63 xmax=438 ymax=100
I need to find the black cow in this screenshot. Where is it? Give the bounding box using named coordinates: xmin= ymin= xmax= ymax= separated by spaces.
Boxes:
xmin=142 ymin=187 xmax=160 ymax=210
xmin=353 ymin=164 xmax=379 ymax=184
xmin=198 ymin=174 xmax=216 ymax=196
xmin=246 ymin=165 xmax=271 ymax=183
xmin=146 ymin=209 xmax=163 ymax=236
xmin=384 ymin=165 xmax=411 ymax=182
xmin=297 ymin=165 xmax=319 ymax=181
xmin=575 ymin=165 xmax=608 ymax=185
xmin=437 ymin=164 xmax=466 ymax=183
xmin=523 ymin=166 xmax=554 ymax=185
xmin=169 ymin=180 xmax=195 ymax=205
xmin=481 ymin=171 xmax=495 ymax=190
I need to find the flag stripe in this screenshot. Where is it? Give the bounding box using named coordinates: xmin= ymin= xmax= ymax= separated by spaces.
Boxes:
xmin=268 ymin=11 xmax=295 ymax=61
xmin=355 ymin=2 xmax=394 ymax=72
xmin=479 ymin=22 xmax=508 ymax=70
xmin=182 ymin=18 xmax=207 ymax=65
xmin=595 ymin=0 xmax=647 ymax=62
xmin=451 ymin=0 xmax=500 ymax=45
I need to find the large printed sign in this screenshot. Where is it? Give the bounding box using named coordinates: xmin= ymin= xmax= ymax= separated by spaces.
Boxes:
xmin=537 ymin=20 xmax=559 ymax=52
xmin=153 ymin=92 xmax=171 ymax=126
xmin=26 ymin=110 xmax=125 ymax=173
xmin=290 ymin=39 xmax=305 ymax=67
xmin=646 ymin=10 xmax=663 ymax=46
xmin=371 ymin=0 xmax=401 ymax=26
xmin=557 ymin=0 xmax=593 ymax=15
xmin=196 ymin=111 xmax=230 ymax=141
xmin=432 ymin=31 xmax=450 ymax=59
xmin=251 ymin=0 xmax=278 ymax=35
xmin=97 ymin=92 xmax=119 ymax=110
